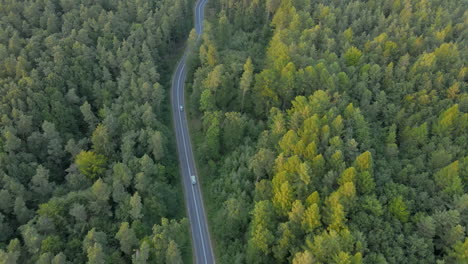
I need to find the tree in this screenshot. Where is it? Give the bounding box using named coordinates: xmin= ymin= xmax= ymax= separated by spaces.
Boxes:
xmin=17 ymin=113 xmax=33 ymax=137
xmin=91 ymin=179 xmax=111 ymax=202
xmin=250 ymin=148 xmax=275 ymax=182
xmin=80 ymin=101 xmax=98 ymax=131
xmin=42 ymin=121 xmax=65 ymax=165
xmin=0 ymin=239 xmax=20 ymax=264
xmin=222 ymin=112 xmax=246 ymax=151
xmin=149 ymin=130 xmax=164 ymax=161
xmin=266 ymin=0 xmax=281 ymax=17
xmin=87 ymin=243 xmax=107 ymax=264
xmin=20 ymin=225 xmax=41 ymax=254
xmin=30 ymin=165 xmax=54 ymax=201
xmin=445 ymin=238 xmax=468 ymax=263
xmin=14 ymin=196 xmax=33 ymax=224
xmin=91 ymin=124 xmax=114 ymax=157
xmin=279 ymin=130 xmax=298 ymax=156
xmin=204 ymin=113 xmax=221 ymax=159
xmin=354 ymin=151 xmax=372 ymax=172
xmin=75 ymin=151 xmax=106 ymax=180
xmin=69 ymin=203 xmax=87 ymax=223
xmin=338 ymin=167 xmax=357 ymax=186
xmin=3 ymin=129 xmax=21 ymax=153
xmin=247 ymin=201 xmax=276 ymax=262
xmin=434 ymin=161 xmax=463 ymax=197
xmin=206 ymin=44 xmax=218 ymax=67
xmin=344 ymin=47 xmax=362 ymax=66
xmin=388 ymin=196 xmax=409 ymax=223
xmin=41 ymin=235 xmax=62 ymax=255
xmin=113 ymin=163 xmax=132 ymax=188
xmin=132 ymin=241 xmax=150 ymax=264
xmin=273 ymin=181 xmax=294 ymax=216
xmin=215 ymin=197 xmax=249 ymax=240
xmin=200 ymin=89 xmax=216 ymax=112
xmin=292 ymin=250 xmax=314 ymax=264
xmin=306 ymin=192 xmax=320 ymax=207
xmin=302 ymin=203 xmax=321 ymax=233
xmin=288 ymin=200 xmax=305 ymax=225
xmin=152 ymin=218 xmax=189 ymax=261
xmin=83 ymin=228 xmax=108 ymax=253
xmin=204 ymin=64 xmax=224 ymax=91
xmin=240 ymin=57 xmax=254 ymax=111
xmin=357 ymin=171 xmax=375 ymax=195
xmin=324 ymin=193 xmax=346 ymax=231
xmin=0 ymin=189 xmax=13 ymax=214
xmin=165 ymin=240 xmax=183 ymax=264
xmin=112 ymin=181 xmax=129 ymax=204
xmin=273 ymin=222 xmax=295 ymax=261
xmin=130 ymin=192 xmax=143 ymax=221
xmin=433 ymin=105 xmax=462 ymax=137
xmin=115 ymin=222 xmax=138 ymax=255
xmin=52 ymin=252 xmax=67 ymax=264
xmin=279 ymin=62 xmax=297 ymax=106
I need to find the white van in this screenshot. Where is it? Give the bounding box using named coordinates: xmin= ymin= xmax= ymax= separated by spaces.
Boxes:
xmin=191 ymin=175 xmax=196 ymax=185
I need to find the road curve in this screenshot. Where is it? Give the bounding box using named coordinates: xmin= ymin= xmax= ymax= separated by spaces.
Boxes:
xmin=170 ymin=0 xmax=215 ymax=263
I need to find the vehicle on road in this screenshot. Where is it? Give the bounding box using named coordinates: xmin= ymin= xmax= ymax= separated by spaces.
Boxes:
xmin=191 ymin=175 xmax=196 ymax=185
xmin=179 ymin=105 xmax=184 ymax=111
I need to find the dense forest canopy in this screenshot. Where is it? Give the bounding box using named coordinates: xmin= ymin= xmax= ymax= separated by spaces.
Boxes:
xmin=187 ymin=0 xmax=467 ymax=263
xmin=0 ymin=0 xmax=193 ymax=263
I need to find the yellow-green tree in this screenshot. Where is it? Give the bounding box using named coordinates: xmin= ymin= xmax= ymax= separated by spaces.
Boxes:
xmin=75 ymin=151 xmax=106 ymax=180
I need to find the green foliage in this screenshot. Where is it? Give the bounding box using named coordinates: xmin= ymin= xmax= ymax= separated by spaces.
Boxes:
xmin=344 ymin=47 xmax=363 ymax=66
xmin=91 ymin=179 xmax=111 ymax=202
xmin=91 ymin=124 xmax=113 ymax=157
xmin=355 ymin=152 xmax=372 ymax=172
xmin=152 ymin=218 xmax=189 ymax=262
xmin=203 ymin=112 xmax=221 ymax=159
xmin=273 ymin=181 xmax=294 ymax=216
xmin=0 ymin=0 xmax=191 ymax=261
xmin=186 ymin=0 xmax=468 ymax=262
xmin=446 ymin=238 xmax=468 ymax=263
xmin=41 ymin=235 xmax=62 ymax=255
xmin=165 ymin=240 xmax=183 ymax=264
xmin=86 ymin=243 xmax=107 ymax=264
xmin=75 ymin=151 xmax=106 ymax=180
xmin=240 ymin=57 xmax=254 ymax=111
xmin=388 ymin=196 xmax=409 ymax=223
xmin=115 ymin=222 xmax=138 ymax=255
xmin=132 ymin=241 xmax=150 ymax=264
xmin=434 ymin=161 xmax=463 ymax=197
xmin=0 ymin=239 xmax=20 ymax=264
xmin=130 ymin=192 xmax=143 ymax=221
xmin=302 ymin=203 xmax=321 ymax=233
xmin=247 ymin=201 xmax=276 ymax=262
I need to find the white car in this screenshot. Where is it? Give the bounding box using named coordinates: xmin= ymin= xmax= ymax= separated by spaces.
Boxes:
xmin=179 ymin=105 xmax=184 ymax=111
xmin=191 ymin=175 xmax=196 ymax=185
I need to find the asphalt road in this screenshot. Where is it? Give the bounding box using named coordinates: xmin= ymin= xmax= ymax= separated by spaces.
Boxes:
xmin=170 ymin=0 xmax=215 ymax=263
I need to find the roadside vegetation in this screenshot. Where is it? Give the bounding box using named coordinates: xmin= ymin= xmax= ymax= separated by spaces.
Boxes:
xmin=186 ymin=0 xmax=467 ymax=263
xmin=0 ymin=0 xmax=194 ymax=263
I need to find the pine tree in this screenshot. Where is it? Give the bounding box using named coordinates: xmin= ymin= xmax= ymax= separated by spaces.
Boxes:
xmin=165 ymin=240 xmax=183 ymax=264
xmin=130 ymin=192 xmax=143 ymax=221
xmin=240 ymin=57 xmax=254 ymax=111
xmin=115 ymin=222 xmax=138 ymax=255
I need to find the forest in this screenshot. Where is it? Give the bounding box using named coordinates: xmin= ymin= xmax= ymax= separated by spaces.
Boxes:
xmin=186 ymin=0 xmax=467 ymax=263
xmin=0 ymin=0 xmax=194 ymax=263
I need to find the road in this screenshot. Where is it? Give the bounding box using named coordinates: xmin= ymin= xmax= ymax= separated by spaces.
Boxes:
xmin=170 ymin=0 xmax=215 ymax=263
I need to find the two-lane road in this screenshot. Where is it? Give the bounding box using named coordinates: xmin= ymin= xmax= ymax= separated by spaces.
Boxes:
xmin=171 ymin=0 xmax=215 ymax=263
